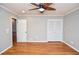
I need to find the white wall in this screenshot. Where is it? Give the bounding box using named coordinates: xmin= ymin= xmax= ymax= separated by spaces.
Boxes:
xmin=0 ymin=7 xmax=16 ymax=53
xmin=27 ymin=16 xmax=47 ymax=42
xmin=18 ymin=16 xmax=63 ymax=42
xmin=64 ymin=9 xmax=79 ymax=51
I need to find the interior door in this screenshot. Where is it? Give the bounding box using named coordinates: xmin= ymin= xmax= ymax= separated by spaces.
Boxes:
xmin=17 ymin=19 xmax=27 ymax=42
xmin=47 ymin=19 xmax=63 ymax=41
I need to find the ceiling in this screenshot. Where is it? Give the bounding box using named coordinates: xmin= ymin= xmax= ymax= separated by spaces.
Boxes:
xmin=0 ymin=3 xmax=79 ymax=16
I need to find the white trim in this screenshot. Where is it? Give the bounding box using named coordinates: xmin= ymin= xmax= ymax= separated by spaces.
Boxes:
xmin=26 ymin=41 xmax=48 ymax=42
xmin=0 ymin=45 xmax=12 ymax=54
xmin=64 ymin=7 xmax=79 ymax=16
xmin=62 ymin=41 xmax=79 ymax=52
xmin=0 ymin=5 xmax=18 ymax=16
xmin=18 ymin=15 xmax=64 ymax=17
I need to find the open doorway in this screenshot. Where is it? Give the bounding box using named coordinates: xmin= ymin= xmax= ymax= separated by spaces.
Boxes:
xmin=12 ymin=18 xmax=17 ymax=45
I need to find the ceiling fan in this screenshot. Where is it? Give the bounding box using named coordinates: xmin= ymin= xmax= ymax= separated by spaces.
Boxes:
xmin=29 ymin=3 xmax=56 ymax=13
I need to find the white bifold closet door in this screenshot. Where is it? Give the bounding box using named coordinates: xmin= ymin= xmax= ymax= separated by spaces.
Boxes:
xmin=47 ymin=19 xmax=63 ymax=41
xmin=17 ymin=19 xmax=27 ymax=42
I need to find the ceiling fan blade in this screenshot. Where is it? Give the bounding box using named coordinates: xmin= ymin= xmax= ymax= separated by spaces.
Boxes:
xmin=29 ymin=8 xmax=39 ymax=10
xmin=44 ymin=6 xmax=56 ymax=10
xmin=44 ymin=3 xmax=52 ymax=7
xmin=31 ymin=3 xmax=38 ymax=7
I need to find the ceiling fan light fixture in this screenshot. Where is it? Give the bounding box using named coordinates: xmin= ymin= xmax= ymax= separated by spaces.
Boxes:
xmin=38 ymin=8 xmax=45 ymax=12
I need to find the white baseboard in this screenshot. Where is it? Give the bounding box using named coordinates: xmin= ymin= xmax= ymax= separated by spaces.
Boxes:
xmin=27 ymin=40 xmax=62 ymax=42
xmin=27 ymin=41 xmax=48 ymax=42
xmin=0 ymin=45 xmax=12 ymax=54
xmin=62 ymin=41 xmax=79 ymax=52
xmin=27 ymin=40 xmax=63 ymax=42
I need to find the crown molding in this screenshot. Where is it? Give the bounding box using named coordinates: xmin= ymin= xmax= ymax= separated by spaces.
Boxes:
xmin=64 ymin=7 xmax=79 ymax=16
xmin=17 ymin=14 xmax=64 ymax=17
xmin=0 ymin=5 xmax=18 ymax=16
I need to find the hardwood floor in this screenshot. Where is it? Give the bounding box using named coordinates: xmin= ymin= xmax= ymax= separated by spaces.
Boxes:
xmin=2 ymin=41 xmax=79 ymax=55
